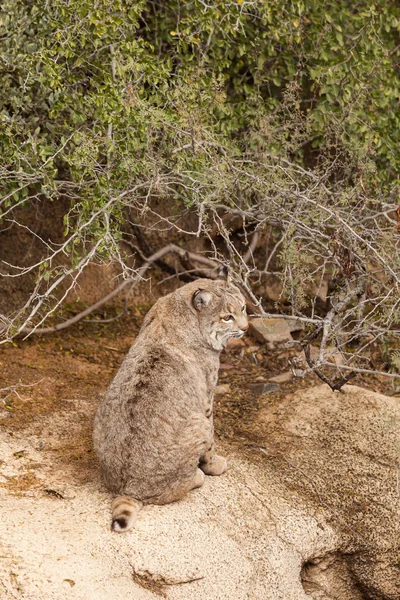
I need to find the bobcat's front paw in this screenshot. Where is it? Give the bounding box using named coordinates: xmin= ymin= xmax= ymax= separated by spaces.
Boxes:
xmin=200 ymin=454 xmax=228 ymax=476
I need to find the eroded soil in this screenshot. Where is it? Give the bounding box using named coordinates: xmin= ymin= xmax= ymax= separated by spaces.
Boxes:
xmin=0 ymin=305 xmax=391 ymax=500
xmin=1 ymin=306 xmax=399 ymax=600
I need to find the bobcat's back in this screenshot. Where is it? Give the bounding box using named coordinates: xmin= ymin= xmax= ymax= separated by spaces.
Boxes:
xmin=93 ymin=277 xmax=247 ymax=530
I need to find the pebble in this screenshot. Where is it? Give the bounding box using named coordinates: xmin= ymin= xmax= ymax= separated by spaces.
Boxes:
xmin=226 ymin=338 xmax=247 ymax=350
xmin=248 ymin=382 xmax=280 ymax=395
xmin=215 ymin=384 xmax=231 ymax=396
xmin=249 ymin=318 xmax=292 ymax=344
xmin=268 ymin=371 xmax=292 ymax=384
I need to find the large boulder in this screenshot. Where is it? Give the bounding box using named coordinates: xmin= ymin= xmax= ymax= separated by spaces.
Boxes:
xmin=257 ymin=384 xmax=400 ymax=600
xmin=0 ymin=384 xmax=398 ymax=599
xmin=249 ymin=317 xmax=303 ymax=347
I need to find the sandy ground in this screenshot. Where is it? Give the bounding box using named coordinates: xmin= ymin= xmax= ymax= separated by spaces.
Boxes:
xmin=1 ymin=315 xmax=398 ymax=599
xmin=0 ymin=427 xmax=340 ymax=600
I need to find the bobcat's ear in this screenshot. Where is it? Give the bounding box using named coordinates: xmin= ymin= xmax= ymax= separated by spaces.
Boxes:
xmin=193 ymin=289 xmax=213 ymax=310
xmin=216 ymin=264 xmax=232 ymax=285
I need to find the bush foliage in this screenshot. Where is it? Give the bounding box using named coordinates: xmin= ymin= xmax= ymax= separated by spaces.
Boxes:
xmin=1 ymin=1 xmax=399 ymax=385
xmin=1 ymin=0 xmax=399 ymax=212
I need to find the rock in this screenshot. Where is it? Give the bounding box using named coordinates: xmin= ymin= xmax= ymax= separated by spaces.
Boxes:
xmin=226 ymin=338 xmax=246 ymax=350
xmin=248 ymin=382 xmax=280 ymax=395
xmin=268 ymin=371 xmax=292 ymax=384
xmin=1 ymin=382 xmax=398 ymax=600
xmin=249 ymin=318 xmax=292 ymax=345
xmin=219 ymin=363 xmax=234 ymax=370
xmin=384 ymin=389 xmax=400 ymax=397
xmin=258 ymin=384 xmax=400 ymax=600
xmin=294 ymin=346 xmax=344 ymax=368
xmin=286 ymin=319 xmax=304 ymax=333
xmin=214 ymin=384 xmax=230 ymax=396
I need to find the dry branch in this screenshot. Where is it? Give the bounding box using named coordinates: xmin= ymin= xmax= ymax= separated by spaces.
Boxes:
xmin=1 ymin=126 xmax=399 ymax=389
xmin=15 ymin=245 xmax=218 ymax=338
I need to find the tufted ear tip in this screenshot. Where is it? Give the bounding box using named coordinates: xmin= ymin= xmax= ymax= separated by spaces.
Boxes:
xmin=216 ymin=264 xmax=231 ymax=283
xmin=193 ymin=289 xmax=213 ymax=310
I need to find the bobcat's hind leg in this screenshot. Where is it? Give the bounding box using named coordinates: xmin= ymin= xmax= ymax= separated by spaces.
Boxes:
xmin=200 ymin=436 xmax=227 ymax=476
xmin=200 ymin=451 xmax=228 ymax=476
xmin=150 ymin=468 xmax=205 ymax=505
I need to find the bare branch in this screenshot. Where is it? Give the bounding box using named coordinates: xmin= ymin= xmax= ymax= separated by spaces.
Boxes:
xmin=12 ymin=245 xmax=218 ymax=338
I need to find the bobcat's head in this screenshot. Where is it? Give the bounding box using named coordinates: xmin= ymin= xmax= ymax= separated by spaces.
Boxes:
xmin=192 ymin=280 xmax=248 ymax=351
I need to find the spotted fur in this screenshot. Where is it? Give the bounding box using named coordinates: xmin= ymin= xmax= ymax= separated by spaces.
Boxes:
xmin=93 ymin=278 xmax=248 ymax=532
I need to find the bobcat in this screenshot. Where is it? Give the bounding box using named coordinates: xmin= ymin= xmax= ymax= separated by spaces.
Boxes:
xmin=93 ymin=277 xmax=248 ymax=532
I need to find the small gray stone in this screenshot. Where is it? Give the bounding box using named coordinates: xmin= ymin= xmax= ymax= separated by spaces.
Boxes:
xmin=287 ymin=318 xmax=304 ymax=333
xmin=293 ymin=369 xmax=305 ymax=378
xmin=248 ymin=382 xmax=280 ymax=395
xmin=384 ymin=389 xmax=400 ymax=397
xmin=293 ymin=346 xmax=319 ymax=368
xmin=215 ymin=384 xmax=230 ymax=396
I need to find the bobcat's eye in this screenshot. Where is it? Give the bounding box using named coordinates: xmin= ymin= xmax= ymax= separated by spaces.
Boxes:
xmin=221 ymin=315 xmax=234 ymax=323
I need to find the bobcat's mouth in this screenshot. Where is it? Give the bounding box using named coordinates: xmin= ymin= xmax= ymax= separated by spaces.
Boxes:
xmin=231 ymin=331 xmax=245 ymax=339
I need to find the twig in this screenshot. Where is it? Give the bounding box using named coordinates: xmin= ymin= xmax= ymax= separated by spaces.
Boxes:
xmin=243 ymin=231 xmax=260 ymax=265
xmin=157 ymin=268 xmax=213 ymax=284
xmin=85 ymin=298 xmax=128 ymax=324
xmin=14 ymin=245 xmax=218 ymax=337
xmin=0 ymin=379 xmax=45 ymax=404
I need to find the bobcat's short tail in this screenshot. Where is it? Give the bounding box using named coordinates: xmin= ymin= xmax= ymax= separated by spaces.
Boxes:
xmin=111 ymin=496 xmax=143 ymax=533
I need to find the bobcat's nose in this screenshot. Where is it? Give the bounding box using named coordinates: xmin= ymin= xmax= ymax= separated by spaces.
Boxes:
xmin=241 ymin=323 xmax=249 ymax=332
